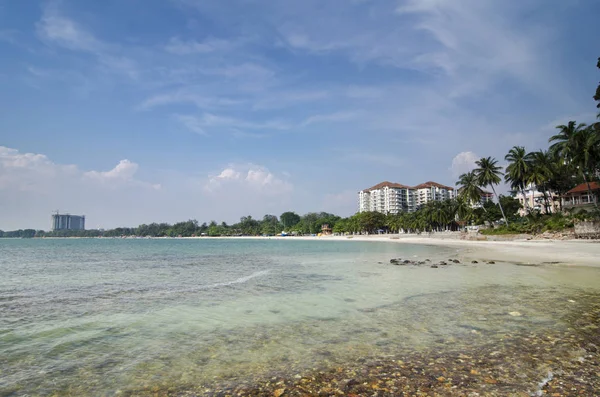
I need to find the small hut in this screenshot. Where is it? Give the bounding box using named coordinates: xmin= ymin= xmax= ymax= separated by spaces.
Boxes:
xmin=321 ymin=224 xmax=332 ymax=236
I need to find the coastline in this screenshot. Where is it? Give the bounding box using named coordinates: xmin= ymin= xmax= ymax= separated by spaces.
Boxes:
xmin=209 ymin=234 xmax=600 ymax=268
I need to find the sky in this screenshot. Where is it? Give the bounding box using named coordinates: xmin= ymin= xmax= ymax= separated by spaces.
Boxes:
xmin=1 ymin=0 xmax=599 ymax=230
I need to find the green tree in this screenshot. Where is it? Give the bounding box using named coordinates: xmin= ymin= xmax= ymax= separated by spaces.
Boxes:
xmin=549 ymin=122 xmax=599 ymax=208
xmin=504 ymin=146 xmax=532 ymax=214
xmin=527 ymin=150 xmax=554 ymax=213
xmin=261 ymin=214 xmax=281 ymax=235
xmin=474 ymin=157 xmax=508 ymax=225
xmin=239 ymin=216 xmax=261 ymax=235
xmin=280 ymin=212 xmax=301 ymax=230
xmin=549 ymin=121 xmax=588 ymax=162
xmin=456 ymin=171 xmax=484 ymax=207
xmin=499 ymin=195 xmax=522 ymax=221
xmin=454 ymin=196 xmax=473 ymax=223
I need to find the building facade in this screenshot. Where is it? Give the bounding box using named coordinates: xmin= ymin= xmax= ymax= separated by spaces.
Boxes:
xmin=51 ymin=213 xmax=86 ymax=231
xmin=562 ymin=182 xmax=599 ymax=211
xmin=512 ymin=185 xmax=559 ymax=216
xmin=413 ymin=181 xmax=456 ymax=208
xmin=475 ymin=191 xmax=494 ymax=208
xmin=358 ymin=181 xmax=455 ymax=214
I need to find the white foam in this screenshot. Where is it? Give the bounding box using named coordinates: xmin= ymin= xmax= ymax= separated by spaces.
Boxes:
xmin=533 ymin=371 xmax=553 ymax=396
xmin=202 ymin=270 xmax=271 ymax=290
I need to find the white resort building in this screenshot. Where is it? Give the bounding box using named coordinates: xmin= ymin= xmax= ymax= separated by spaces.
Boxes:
xmin=358 ymin=181 xmax=455 ymax=214
xmin=512 ymin=185 xmax=559 ymax=216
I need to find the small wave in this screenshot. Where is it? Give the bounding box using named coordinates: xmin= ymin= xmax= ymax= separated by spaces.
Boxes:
xmin=201 ymin=270 xmax=271 ymax=290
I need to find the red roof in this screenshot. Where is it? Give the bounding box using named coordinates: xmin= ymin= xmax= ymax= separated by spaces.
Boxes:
xmin=412 ymin=181 xmax=454 ymax=190
xmin=565 ymin=182 xmax=600 ymax=195
xmin=363 ymin=180 xmax=456 ymax=192
xmin=364 ymin=181 xmax=412 ymax=191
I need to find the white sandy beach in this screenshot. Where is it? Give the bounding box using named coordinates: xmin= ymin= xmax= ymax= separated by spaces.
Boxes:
xmin=219 ymin=234 xmax=600 ymax=267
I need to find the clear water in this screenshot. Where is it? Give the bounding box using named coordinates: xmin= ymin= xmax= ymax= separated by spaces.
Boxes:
xmin=1 ymin=238 xmax=599 ymax=396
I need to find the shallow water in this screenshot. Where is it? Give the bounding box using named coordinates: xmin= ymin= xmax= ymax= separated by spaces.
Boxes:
xmin=0 ymin=238 xmax=599 ymax=396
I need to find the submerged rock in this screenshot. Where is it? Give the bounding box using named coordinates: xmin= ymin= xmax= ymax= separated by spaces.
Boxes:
xmin=471 ymin=260 xmax=479 ymax=264
xmin=431 ymin=265 xmax=439 ymax=268
xmin=488 ymin=261 xmax=496 ymax=264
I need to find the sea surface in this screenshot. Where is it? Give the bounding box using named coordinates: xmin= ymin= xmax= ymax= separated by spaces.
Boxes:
xmin=1 ymin=238 xmax=599 ymax=396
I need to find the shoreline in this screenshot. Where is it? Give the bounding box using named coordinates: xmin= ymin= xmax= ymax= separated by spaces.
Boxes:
xmin=210 ymin=234 xmax=600 ymax=268
xmin=11 ymin=233 xmax=600 ymax=267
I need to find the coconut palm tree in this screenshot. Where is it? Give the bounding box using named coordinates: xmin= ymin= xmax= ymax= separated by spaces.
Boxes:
xmin=454 ymin=196 xmax=473 ymax=223
xmin=456 ymin=171 xmax=484 ymax=207
xmin=572 ymin=126 xmax=600 ymax=207
xmin=474 ymin=157 xmax=508 ymax=226
xmin=527 ymin=150 xmax=554 ymax=213
xmin=504 ymin=146 xmax=532 ymax=214
xmin=549 ymin=121 xmax=588 ymax=162
xmin=549 ymin=122 xmax=599 ymax=208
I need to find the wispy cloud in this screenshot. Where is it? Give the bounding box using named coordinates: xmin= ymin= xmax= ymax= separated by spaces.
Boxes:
xmin=173 ymin=114 xmax=207 ymax=135
xmin=138 ymin=92 xmax=243 ymax=111
xmin=164 ymin=36 xmax=234 ymax=55
xmin=174 ymin=113 xmax=291 ymax=135
xmin=36 ymin=2 xmax=138 ymax=78
xmin=301 ymin=111 xmax=357 ymax=126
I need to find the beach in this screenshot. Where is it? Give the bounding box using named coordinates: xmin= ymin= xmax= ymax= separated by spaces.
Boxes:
xmin=222 ymin=233 xmax=600 ymax=267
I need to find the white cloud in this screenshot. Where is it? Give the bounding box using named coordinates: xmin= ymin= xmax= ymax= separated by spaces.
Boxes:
xmin=206 ymin=164 xmax=292 ymax=193
xmin=450 ymin=151 xmax=479 ymax=178
xmin=0 ymin=146 xmax=162 ymax=229
xmin=83 ymin=160 xmax=160 ymax=190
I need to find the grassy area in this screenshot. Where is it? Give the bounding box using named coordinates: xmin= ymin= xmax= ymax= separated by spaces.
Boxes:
xmin=479 ymin=212 xmax=599 ymax=236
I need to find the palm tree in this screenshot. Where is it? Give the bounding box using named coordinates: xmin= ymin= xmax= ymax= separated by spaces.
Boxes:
xmin=474 ymin=157 xmax=508 ymax=225
xmin=454 ymin=196 xmax=473 ymax=223
xmin=528 ymin=150 xmax=554 ymax=213
xmin=456 ymin=171 xmax=484 ymax=207
xmin=504 ymin=146 xmax=532 ymax=214
xmin=549 ymin=121 xmax=588 ymax=161
xmin=549 ymin=122 xmax=599 ymax=208
xmin=572 ymin=127 xmax=600 ymax=207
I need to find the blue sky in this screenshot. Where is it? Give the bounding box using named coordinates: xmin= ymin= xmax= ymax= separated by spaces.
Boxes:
xmin=1 ymin=0 xmax=599 ymax=230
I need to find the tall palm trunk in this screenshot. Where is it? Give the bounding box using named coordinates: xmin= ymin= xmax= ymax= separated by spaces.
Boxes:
xmin=520 ymin=187 xmax=530 ymax=214
xmin=491 ymin=185 xmax=509 ymax=226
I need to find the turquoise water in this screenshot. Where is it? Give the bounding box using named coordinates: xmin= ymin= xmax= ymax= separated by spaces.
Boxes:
xmin=1 ymin=238 xmax=599 ymax=396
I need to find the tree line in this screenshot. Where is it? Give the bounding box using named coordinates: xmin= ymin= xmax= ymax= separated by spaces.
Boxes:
xmin=454 ymin=57 xmax=600 ymax=227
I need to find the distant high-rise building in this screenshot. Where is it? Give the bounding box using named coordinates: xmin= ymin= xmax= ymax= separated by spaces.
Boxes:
xmin=51 ymin=212 xmax=86 ymax=231
xmin=358 ymin=181 xmax=455 ymax=214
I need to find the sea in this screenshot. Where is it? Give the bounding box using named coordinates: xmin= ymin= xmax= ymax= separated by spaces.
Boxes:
xmin=1 ymin=238 xmax=599 ymax=396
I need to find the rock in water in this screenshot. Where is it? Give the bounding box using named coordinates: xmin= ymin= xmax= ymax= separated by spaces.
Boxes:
xmin=431 ymin=265 xmax=439 ymax=268
xmin=488 ymin=261 xmax=496 ymax=264
xmin=509 ymin=311 xmax=522 ymax=317
xmin=471 ymin=260 xmax=478 ymax=264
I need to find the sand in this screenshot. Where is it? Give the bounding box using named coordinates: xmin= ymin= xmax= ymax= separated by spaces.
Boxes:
xmin=216 ymin=233 xmax=600 ymax=267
